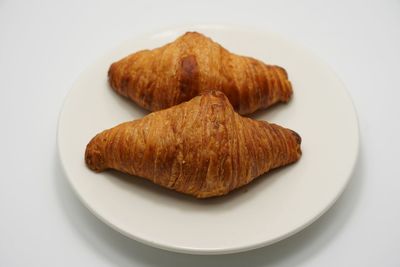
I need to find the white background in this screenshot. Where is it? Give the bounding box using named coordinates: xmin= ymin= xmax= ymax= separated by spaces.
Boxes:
xmin=1 ymin=0 xmax=399 ymax=266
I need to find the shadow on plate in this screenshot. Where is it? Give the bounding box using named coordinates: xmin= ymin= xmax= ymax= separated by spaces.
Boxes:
xmin=107 ymin=84 xmax=150 ymax=119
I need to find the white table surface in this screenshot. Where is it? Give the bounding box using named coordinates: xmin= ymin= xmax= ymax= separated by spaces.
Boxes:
xmin=1 ymin=0 xmax=399 ymax=266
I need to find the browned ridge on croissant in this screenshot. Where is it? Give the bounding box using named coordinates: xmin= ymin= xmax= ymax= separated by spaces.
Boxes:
xmin=85 ymin=91 xmax=301 ymax=198
xmin=108 ymin=31 xmax=293 ymax=115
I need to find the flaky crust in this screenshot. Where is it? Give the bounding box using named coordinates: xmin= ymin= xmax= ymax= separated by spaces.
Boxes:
xmin=109 ymin=32 xmax=293 ymax=115
xmin=85 ymin=91 xmax=301 ymax=198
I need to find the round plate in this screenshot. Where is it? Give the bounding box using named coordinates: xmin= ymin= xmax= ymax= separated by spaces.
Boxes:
xmin=57 ymin=25 xmax=359 ymax=254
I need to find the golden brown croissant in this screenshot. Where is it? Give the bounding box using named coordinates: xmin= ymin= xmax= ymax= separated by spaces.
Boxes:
xmin=108 ymin=32 xmax=293 ymax=115
xmin=85 ymin=91 xmax=301 ymax=198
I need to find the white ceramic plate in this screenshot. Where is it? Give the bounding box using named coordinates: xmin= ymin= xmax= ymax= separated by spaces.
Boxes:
xmin=58 ymin=25 xmax=359 ymax=255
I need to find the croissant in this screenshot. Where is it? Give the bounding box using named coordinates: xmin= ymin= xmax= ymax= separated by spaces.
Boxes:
xmin=85 ymin=91 xmax=301 ymax=198
xmin=108 ymin=32 xmax=293 ymax=115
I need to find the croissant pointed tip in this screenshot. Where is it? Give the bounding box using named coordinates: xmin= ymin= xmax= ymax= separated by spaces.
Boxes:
xmin=289 ymin=130 xmax=302 ymax=158
xmin=85 ymin=140 xmax=107 ymax=172
xmin=290 ymin=130 xmax=302 ymax=145
xmin=108 ymin=62 xmax=119 ymax=91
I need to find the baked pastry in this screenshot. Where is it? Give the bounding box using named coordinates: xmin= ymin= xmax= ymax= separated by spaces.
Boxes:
xmin=85 ymin=91 xmax=301 ymax=198
xmin=108 ymin=32 xmax=293 ymax=115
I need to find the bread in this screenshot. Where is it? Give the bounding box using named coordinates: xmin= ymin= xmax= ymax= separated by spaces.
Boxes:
xmin=85 ymin=91 xmax=301 ymax=198
xmin=108 ymin=32 xmax=293 ymax=115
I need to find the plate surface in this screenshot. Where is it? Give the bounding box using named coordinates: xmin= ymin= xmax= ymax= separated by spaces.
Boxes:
xmin=57 ymin=25 xmax=359 ymax=254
